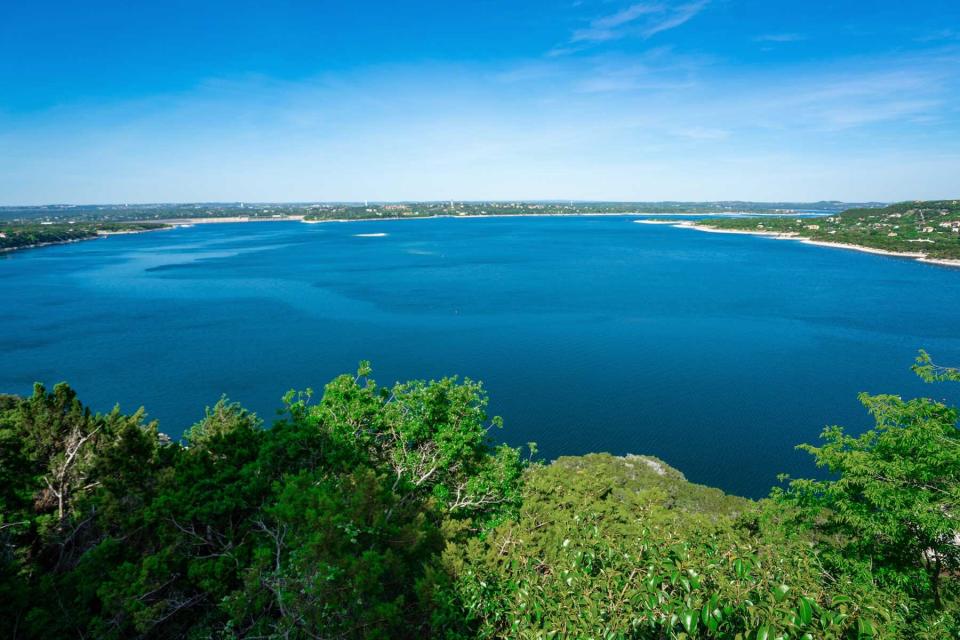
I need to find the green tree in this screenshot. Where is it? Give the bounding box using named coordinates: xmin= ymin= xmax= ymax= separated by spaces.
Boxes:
xmin=183 ymin=396 xmax=262 ymax=447
xmin=0 ymin=365 xmax=525 ymax=638
xmin=777 ymin=352 xmax=960 ymax=617
xmin=224 ymin=364 xmax=524 ymax=638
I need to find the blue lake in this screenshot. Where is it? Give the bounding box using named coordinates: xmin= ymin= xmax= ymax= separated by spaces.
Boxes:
xmin=2 ymin=216 xmax=959 ymax=497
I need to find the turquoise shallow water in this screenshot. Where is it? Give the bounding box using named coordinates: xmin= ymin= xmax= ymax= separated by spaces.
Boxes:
xmin=2 ymin=216 xmax=958 ymax=497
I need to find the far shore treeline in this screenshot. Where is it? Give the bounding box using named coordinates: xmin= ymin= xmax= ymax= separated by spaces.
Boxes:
xmin=1 ymin=354 xmax=958 ymax=638
xmin=3 ymin=200 xmax=959 ymax=263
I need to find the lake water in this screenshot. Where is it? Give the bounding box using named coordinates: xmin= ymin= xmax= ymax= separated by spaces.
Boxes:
xmin=3 ymin=216 xmax=959 ymax=497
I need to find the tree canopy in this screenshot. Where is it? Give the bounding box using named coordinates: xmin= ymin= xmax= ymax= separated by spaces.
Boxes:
xmin=1 ymin=356 xmax=957 ymax=638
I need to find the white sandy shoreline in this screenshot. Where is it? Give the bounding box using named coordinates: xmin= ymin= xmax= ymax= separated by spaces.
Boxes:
xmin=676 ymin=221 xmax=960 ymax=268
xmin=156 ymin=215 xmax=306 ymax=224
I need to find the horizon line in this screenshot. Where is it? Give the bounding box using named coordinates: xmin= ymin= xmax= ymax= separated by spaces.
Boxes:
xmin=0 ymin=198 xmax=915 ymax=209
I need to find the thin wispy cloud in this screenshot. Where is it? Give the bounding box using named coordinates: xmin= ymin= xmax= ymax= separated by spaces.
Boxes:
xmin=570 ymin=1 xmax=710 ymax=44
xmin=643 ymin=1 xmax=710 ymax=38
xmin=677 ymin=63 xmax=952 ymax=135
xmin=597 ymin=4 xmax=657 ymax=28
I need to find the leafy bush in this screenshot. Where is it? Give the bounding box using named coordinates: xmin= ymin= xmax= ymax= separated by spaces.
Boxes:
xmin=449 ymin=454 xmax=899 ymax=638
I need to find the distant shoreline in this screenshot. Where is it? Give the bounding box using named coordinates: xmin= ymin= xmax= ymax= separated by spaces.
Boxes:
xmin=156 ymin=215 xmax=306 ymax=224
xmin=297 ymin=211 xmax=816 ymax=225
xmin=1 ymin=237 xmax=93 ymax=254
xmin=1 ymin=225 xmax=173 ymax=255
xmin=5 ymin=213 xmax=656 ymax=254
xmin=671 ymin=221 xmax=960 ymax=269
xmin=7 ymin=214 xmax=958 ymax=269
xmin=300 ymin=212 xmax=648 ymax=224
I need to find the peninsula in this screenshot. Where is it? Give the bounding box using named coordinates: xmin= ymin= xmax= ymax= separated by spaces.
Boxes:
xmin=678 ymin=200 xmax=960 ymax=265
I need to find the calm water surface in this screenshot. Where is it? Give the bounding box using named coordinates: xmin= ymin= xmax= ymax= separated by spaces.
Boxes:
xmin=3 ymin=216 xmax=959 ymax=497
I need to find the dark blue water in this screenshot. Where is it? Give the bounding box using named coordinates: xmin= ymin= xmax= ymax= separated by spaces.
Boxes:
xmin=3 ymin=216 xmax=959 ymax=497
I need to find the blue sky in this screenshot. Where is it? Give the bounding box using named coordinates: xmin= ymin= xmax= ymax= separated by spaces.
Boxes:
xmin=2 ymin=1 xmax=959 ymax=204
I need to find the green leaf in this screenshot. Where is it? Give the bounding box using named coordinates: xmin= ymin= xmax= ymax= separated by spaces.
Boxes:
xmin=773 ymin=584 xmax=790 ymax=603
xmin=796 ymin=596 xmax=813 ymax=626
xmin=701 ymin=603 xmax=719 ymax=632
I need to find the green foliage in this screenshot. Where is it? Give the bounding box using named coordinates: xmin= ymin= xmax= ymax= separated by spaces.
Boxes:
xmin=0 ymin=222 xmax=168 ymax=251
xmin=183 ymin=396 xmax=262 ymax=447
xmin=913 ymin=349 xmax=960 ymax=383
xmin=0 ymin=365 xmax=524 ymax=638
xmin=0 ymin=356 xmax=957 ymax=638
xmin=701 ymin=200 xmax=960 ymax=260
xmin=776 ymin=351 xmax=960 ymax=635
xmin=450 ymin=455 xmax=897 ymax=638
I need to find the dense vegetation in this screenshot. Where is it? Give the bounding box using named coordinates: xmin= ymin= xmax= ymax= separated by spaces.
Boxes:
xmin=696 ymin=200 xmax=960 ymax=260
xmin=1 ymin=355 xmax=957 ymax=638
xmin=0 ymin=201 xmax=862 ymax=225
xmin=298 ymin=202 xmax=852 ymax=223
xmin=0 ymin=222 xmax=169 ymax=252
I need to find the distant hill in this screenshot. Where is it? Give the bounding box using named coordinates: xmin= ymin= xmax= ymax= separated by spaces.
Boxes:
xmin=839 ymin=199 xmax=960 ymax=219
